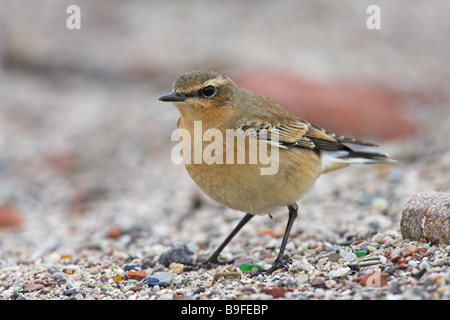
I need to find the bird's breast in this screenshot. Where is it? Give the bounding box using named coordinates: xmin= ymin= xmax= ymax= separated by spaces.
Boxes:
xmin=177 ymin=124 xmax=322 ymax=214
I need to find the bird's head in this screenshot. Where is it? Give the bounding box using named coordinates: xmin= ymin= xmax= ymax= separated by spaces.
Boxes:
xmin=159 ymin=70 xmax=238 ymax=118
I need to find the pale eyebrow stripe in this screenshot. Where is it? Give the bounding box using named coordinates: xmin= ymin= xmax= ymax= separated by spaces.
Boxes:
xmin=202 ymin=75 xmax=228 ymax=87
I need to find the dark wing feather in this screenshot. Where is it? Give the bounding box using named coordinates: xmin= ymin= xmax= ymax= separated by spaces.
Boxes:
xmin=238 ymin=119 xmax=391 ymax=162
xmin=239 ymin=119 xmax=364 ymax=152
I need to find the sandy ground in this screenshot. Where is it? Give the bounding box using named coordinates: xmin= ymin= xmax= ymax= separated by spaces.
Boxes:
xmin=0 ymin=0 xmax=449 ymax=302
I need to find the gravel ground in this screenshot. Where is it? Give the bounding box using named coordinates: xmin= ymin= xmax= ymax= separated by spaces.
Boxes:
xmin=0 ymin=0 xmax=449 ymax=301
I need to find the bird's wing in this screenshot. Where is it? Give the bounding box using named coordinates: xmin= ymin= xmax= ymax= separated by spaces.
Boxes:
xmin=238 ymin=119 xmax=378 ymax=151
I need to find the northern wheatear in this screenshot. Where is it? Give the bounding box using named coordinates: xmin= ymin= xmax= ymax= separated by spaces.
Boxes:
xmin=159 ymin=69 xmax=393 ymax=274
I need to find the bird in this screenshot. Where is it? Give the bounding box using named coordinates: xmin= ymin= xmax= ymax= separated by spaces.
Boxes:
xmin=159 ymin=69 xmax=394 ymax=274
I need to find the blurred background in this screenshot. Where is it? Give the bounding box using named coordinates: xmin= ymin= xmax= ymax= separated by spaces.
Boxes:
xmin=0 ymin=0 xmax=449 ymax=258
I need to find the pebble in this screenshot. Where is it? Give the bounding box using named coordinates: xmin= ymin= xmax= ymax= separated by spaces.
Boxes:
xmin=411 ymin=268 xmax=427 ymax=279
xmin=340 ymin=247 xmax=357 ymax=262
xmin=260 ymin=286 xmax=285 ymax=298
xmin=23 ymin=284 xmax=44 ymax=292
xmin=402 ymin=246 xmax=418 ymax=257
xmin=127 ymin=270 xmax=147 ymax=281
xmin=123 ymin=262 xmax=144 ymax=271
xmin=169 ymin=262 xmax=184 ymax=273
xmin=63 ymin=289 xmax=84 ymax=297
xmin=158 ymin=244 xmax=195 ymax=267
xmin=311 ymin=276 xmax=326 ymax=287
xmin=358 ymin=256 xmax=386 ymax=267
xmin=329 ymin=253 xmax=341 ymax=262
xmin=141 ymin=276 xmax=171 ymax=288
xmin=419 ymin=259 xmax=433 ymax=270
xmin=295 ymin=273 xmax=309 ymax=284
xmin=371 ymin=233 xmax=385 ymax=244
xmin=50 ymin=272 xmax=67 ymax=282
xmin=431 ymin=258 xmax=445 ymax=267
xmin=330 ymin=267 xmax=351 ymax=278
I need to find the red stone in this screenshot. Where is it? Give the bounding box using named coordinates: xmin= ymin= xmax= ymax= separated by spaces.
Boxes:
xmin=260 ymin=286 xmax=285 ymax=298
xmin=127 ymin=270 xmax=146 ymax=281
xmin=23 ymin=283 xmax=44 ymax=292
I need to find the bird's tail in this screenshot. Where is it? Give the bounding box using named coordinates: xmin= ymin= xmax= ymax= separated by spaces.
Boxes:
xmin=321 ymin=149 xmax=395 ymax=173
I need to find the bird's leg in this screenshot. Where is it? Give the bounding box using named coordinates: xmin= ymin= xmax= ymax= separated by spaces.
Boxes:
xmin=198 ymin=213 xmax=254 ymax=269
xmin=252 ymin=203 xmax=298 ymax=276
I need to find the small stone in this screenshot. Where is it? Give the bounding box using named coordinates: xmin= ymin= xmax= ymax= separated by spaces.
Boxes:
xmin=240 ymin=285 xmax=256 ymax=295
xmin=278 ymin=279 xmax=298 ymax=288
xmin=194 ymin=286 xmax=206 ymax=294
xmin=330 ymin=266 xmax=351 ymax=278
xmin=142 ymin=276 xmax=170 ymax=287
xmin=383 ymin=267 xmax=396 ymax=275
xmin=23 ymin=283 xmax=44 ymax=292
xmin=113 ymin=273 xmax=123 ymax=282
xmin=347 ymin=263 xmax=360 ymax=271
xmin=411 ymin=268 xmax=427 ymax=279
xmin=325 ymin=279 xmax=337 ymax=289
xmin=50 ymin=272 xmax=66 ymax=281
xmin=169 ymin=262 xmax=184 ymax=273
xmin=311 ymin=276 xmax=326 ymax=287
xmin=412 ymin=253 xmax=422 ymax=260
xmin=361 ymin=242 xmax=380 ymax=250
xmin=402 ymin=246 xmax=418 ymax=257
xmin=327 ymin=246 xmax=341 ymax=252
xmin=123 ymin=262 xmax=144 ymax=271
xmin=329 ymin=253 xmax=342 ymax=262
xmin=127 ymin=270 xmax=146 ymax=281
xmin=371 ymin=233 xmax=385 ymax=244
xmin=340 ymin=247 xmax=357 ymax=262
xmin=419 ymin=259 xmax=432 ymax=269
xmin=158 ymin=244 xmax=195 ymax=267
xmin=431 ymin=258 xmax=445 ymax=267
xmin=63 ymin=289 xmax=80 ymax=296
xmin=295 ymin=272 xmax=309 ymax=284
xmin=260 ymin=286 xmax=285 ymax=298
xmin=395 ymin=263 xmax=409 ymax=269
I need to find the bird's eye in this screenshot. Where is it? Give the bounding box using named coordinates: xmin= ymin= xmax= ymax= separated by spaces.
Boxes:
xmin=201 ymin=85 xmax=216 ymax=97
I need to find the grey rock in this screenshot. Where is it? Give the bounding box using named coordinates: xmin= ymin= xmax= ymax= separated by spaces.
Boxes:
xmin=142 ymin=275 xmax=171 ymax=287
xmin=158 ymin=244 xmax=195 ymax=266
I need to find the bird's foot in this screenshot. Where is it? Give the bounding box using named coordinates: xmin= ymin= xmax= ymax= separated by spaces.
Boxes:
xmin=250 ymin=257 xmax=292 ymax=277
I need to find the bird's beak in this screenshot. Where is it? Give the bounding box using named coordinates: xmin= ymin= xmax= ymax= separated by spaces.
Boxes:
xmin=159 ymin=91 xmax=186 ymax=102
